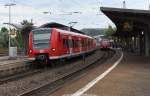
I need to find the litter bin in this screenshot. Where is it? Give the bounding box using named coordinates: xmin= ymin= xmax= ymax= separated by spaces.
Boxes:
xmin=9 ymin=47 xmax=17 ymax=58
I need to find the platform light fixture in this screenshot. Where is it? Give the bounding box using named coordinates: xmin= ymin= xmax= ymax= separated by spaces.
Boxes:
xmin=141 ymin=31 xmax=144 ymax=35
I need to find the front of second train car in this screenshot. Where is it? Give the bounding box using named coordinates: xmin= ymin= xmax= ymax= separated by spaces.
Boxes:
xmin=28 ymin=28 xmax=52 ymax=64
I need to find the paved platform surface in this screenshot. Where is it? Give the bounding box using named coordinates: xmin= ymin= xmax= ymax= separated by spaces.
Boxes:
xmin=0 ymin=55 xmax=27 ymax=60
xmin=0 ymin=56 xmax=27 ymax=66
xmin=0 ymin=55 xmax=29 ymax=77
xmin=49 ymin=51 xmax=150 ymax=96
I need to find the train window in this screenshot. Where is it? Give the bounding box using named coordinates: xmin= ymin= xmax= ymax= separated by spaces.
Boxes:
xmin=72 ymin=40 xmax=75 ymax=48
xmin=83 ymin=40 xmax=85 ymax=47
xmin=83 ymin=40 xmax=84 ymax=47
xmin=89 ymin=40 xmax=91 ymax=47
xmin=78 ymin=40 xmax=81 ymax=47
xmin=84 ymin=40 xmax=86 ymax=47
xmin=63 ymin=39 xmax=74 ymax=48
xmin=68 ymin=39 xmax=73 ymax=48
xmin=86 ymin=40 xmax=88 ymax=47
xmin=74 ymin=40 xmax=76 ymax=48
xmin=74 ymin=40 xmax=78 ymax=48
xmin=63 ymin=39 xmax=69 ymax=48
xmin=84 ymin=40 xmax=85 ymax=47
xmin=77 ymin=40 xmax=79 ymax=47
xmin=32 ymin=28 xmax=51 ymax=50
xmin=82 ymin=40 xmax=84 ymax=47
xmin=63 ymin=39 xmax=65 ymax=48
xmin=76 ymin=40 xmax=79 ymax=47
xmin=73 ymin=40 xmax=76 ymax=48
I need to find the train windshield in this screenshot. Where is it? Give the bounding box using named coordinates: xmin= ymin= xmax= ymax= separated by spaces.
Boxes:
xmin=32 ymin=28 xmax=51 ymax=50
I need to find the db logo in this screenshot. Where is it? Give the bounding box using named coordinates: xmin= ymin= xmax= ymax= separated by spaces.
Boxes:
xmin=40 ymin=50 xmax=44 ymax=53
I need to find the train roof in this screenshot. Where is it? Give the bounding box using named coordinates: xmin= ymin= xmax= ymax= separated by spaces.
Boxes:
xmin=32 ymin=27 xmax=93 ymax=39
xmin=40 ymin=22 xmax=85 ymax=35
xmin=55 ymin=28 xmax=93 ymax=39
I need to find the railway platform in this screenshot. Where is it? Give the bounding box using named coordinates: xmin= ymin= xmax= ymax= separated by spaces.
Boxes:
xmin=49 ymin=51 xmax=150 ymax=96
xmin=0 ymin=56 xmax=27 ymax=65
xmin=0 ymin=56 xmax=29 ymax=77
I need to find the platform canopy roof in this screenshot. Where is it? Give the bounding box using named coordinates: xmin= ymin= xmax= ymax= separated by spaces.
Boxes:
xmin=4 ymin=23 xmax=23 ymax=29
xmin=4 ymin=22 xmax=84 ymax=34
xmin=101 ymin=7 xmax=150 ymax=37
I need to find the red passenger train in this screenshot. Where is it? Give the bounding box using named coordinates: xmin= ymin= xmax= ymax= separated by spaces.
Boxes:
xmin=28 ymin=28 xmax=96 ymax=64
xmin=100 ymin=39 xmax=111 ymax=50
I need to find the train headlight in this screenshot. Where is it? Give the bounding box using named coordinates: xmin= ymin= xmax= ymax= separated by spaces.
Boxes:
xmin=29 ymin=49 xmax=33 ymax=53
xmin=52 ymin=48 xmax=56 ymax=51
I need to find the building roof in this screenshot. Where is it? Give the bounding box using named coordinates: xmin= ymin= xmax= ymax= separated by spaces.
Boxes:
xmin=101 ymin=7 xmax=150 ymax=14
xmin=100 ymin=7 xmax=150 ymax=37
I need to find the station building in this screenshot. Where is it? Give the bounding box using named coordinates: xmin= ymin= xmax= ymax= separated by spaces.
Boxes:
xmin=101 ymin=7 xmax=150 ymax=56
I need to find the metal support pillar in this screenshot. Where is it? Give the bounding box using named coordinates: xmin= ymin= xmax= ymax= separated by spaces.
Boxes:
xmin=145 ymin=26 xmax=150 ymax=56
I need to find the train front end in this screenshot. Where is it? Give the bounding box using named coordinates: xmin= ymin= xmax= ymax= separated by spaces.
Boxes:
xmin=100 ymin=39 xmax=111 ymax=50
xmin=28 ymin=28 xmax=52 ymax=64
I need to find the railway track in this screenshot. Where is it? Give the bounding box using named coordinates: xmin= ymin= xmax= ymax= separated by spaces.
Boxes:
xmin=0 ymin=69 xmax=43 ymax=85
xmin=18 ymin=50 xmax=116 ymax=96
xmin=0 ymin=50 xmax=116 ymax=96
xmin=0 ymin=55 xmax=83 ymax=86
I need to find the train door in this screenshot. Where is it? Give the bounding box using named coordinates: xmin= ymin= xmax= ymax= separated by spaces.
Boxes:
xmin=68 ymin=36 xmax=73 ymax=54
xmin=62 ymin=34 xmax=68 ymax=55
xmin=73 ymin=36 xmax=77 ymax=53
xmin=78 ymin=37 xmax=82 ymax=52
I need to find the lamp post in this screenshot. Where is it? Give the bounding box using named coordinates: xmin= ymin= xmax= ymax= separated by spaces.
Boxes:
xmin=123 ymin=0 xmax=126 ymax=8
xmin=4 ymin=3 xmax=16 ymax=57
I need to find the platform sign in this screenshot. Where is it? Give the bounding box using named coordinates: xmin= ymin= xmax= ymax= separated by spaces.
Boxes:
xmin=122 ymin=21 xmax=133 ymax=31
xmin=10 ymin=29 xmax=17 ymax=38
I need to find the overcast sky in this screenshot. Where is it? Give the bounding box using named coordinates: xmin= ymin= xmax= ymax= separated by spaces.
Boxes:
xmin=0 ymin=0 xmax=149 ymax=29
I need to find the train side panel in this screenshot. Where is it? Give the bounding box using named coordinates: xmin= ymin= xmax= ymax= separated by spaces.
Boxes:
xmin=100 ymin=39 xmax=111 ymax=50
xmin=28 ymin=28 xmax=97 ymax=63
xmin=28 ymin=32 xmax=34 ymax=58
xmin=49 ymin=29 xmax=61 ymax=57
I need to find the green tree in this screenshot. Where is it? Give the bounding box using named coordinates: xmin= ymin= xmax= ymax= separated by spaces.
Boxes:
xmin=12 ymin=20 xmax=33 ymax=49
xmin=15 ymin=30 xmax=23 ymax=48
xmin=0 ymin=27 xmax=23 ymax=48
xmin=0 ymin=20 xmax=33 ymax=51
xmin=10 ymin=29 xmax=23 ymax=48
xmin=20 ymin=20 xmax=34 ymax=54
xmin=21 ymin=20 xmax=33 ymax=26
xmin=1 ymin=27 xmax=8 ymax=33
xmin=105 ymin=25 xmax=116 ymax=38
xmin=0 ymin=27 xmax=9 ymax=48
